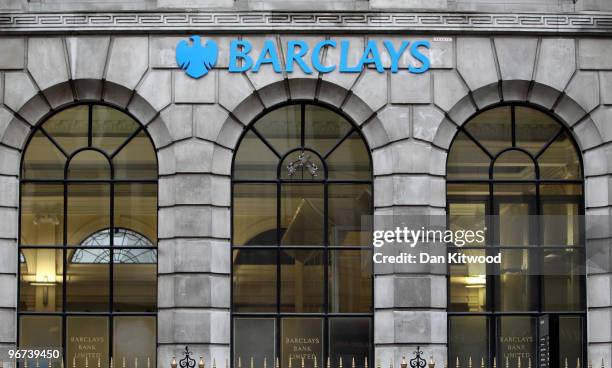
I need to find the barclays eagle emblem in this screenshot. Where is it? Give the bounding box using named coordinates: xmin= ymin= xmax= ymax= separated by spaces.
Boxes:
xmin=176 ymin=36 xmax=218 ymax=79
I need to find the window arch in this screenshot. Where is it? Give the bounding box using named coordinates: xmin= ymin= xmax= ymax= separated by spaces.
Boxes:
xmin=231 ymin=103 xmax=373 ymax=368
xmin=18 ymin=104 xmax=158 ymax=368
xmin=446 ymin=105 xmax=585 ymax=366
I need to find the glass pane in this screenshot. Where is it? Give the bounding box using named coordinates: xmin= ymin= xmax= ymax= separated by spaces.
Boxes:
xmin=495 ymin=249 xmax=537 ymax=311
xmin=66 ymin=316 xmax=109 ymax=368
xmin=304 ymin=105 xmax=352 ymax=155
xmin=541 ymin=184 xmax=582 ymax=247
xmin=233 ymin=184 xmax=277 ymax=246
xmin=254 ymin=105 xmax=302 ymax=155
xmin=329 ymin=250 xmax=372 ymax=313
xmin=280 ymin=184 xmax=324 ymax=246
xmin=497 ymin=316 xmax=536 ymax=364
xmin=449 ymin=249 xmax=487 ymax=312
xmin=464 ymin=106 xmax=512 ymax=156
xmin=329 ymin=318 xmax=371 ymax=366
xmin=19 ymin=248 xmax=63 ymax=312
xmin=113 ymin=317 xmax=156 ymax=365
xmin=515 ymin=106 xmax=561 ymax=156
xmin=65 ymin=249 xmax=110 ymax=311
xmin=448 ymin=184 xmax=489 ymax=247
xmin=328 ymin=184 xmax=372 ymax=246
xmin=447 ymin=131 xmax=490 ymax=180
xmin=113 ymin=130 xmax=157 ymax=180
xmin=20 ymin=184 xmax=64 ymax=246
xmin=281 ymin=318 xmax=323 ymax=368
xmin=281 ymin=250 xmax=324 ymax=313
xmin=233 ymin=318 xmax=276 ymax=366
xmin=232 ymin=249 xmax=277 ymax=312
xmin=19 ymin=316 xmax=62 ymax=368
xmin=67 ymin=184 xmax=110 ymax=245
xmin=538 ymin=131 xmax=581 ymax=180
xmin=559 ymin=316 xmax=583 ymax=367
xmin=449 ymin=316 xmax=488 ymax=366
xmin=22 ymin=131 xmax=66 ymax=179
xmin=114 ymin=249 xmax=157 ymax=312
xmin=234 ymin=130 xmax=280 ymax=181
xmin=92 ymin=105 xmax=140 ymax=155
xmin=114 ymin=184 xmax=157 ymax=245
xmin=326 ymin=131 xmax=371 ymax=180
xmin=493 ymin=184 xmax=536 ymax=246
xmin=280 ymin=150 xmax=324 ymax=180
xmin=543 ymin=249 xmax=584 ymax=311
xmin=42 ymin=105 xmax=89 ymax=155
xmin=67 ymin=150 xmax=111 ymax=179
xmin=493 ymin=150 xmax=536 ymax=180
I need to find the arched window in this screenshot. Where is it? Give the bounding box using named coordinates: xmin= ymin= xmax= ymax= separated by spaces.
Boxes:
xmin=446 ymin=105 xmax=584 ymax=366
xmin=232 ymin=103 xmax=373 ymax=368
xmin=19 ymin=104 xmax=158 ymax=367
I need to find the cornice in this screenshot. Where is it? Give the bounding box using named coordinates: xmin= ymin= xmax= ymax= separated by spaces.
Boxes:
xmin=1 ymin=11 xmax=612 ymax=34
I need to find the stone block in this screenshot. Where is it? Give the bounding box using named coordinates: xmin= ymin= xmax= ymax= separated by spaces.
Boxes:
xmin=158 ymin=309 xmax=230 ymax=344
xmin=448 ymin=95 xmax=476 ymax=126
xmin=432 ymin=118 xmax=457 ymax=150
xmin=377 ymin=105 xmax=410 ymax=142
xmin=160 ymin=104 xmax=193 ymax=141
xmin=218 ymin=71 xmax=254 ymax=112
xmin=574 ymin=117 xmax=603 ymax=151
xmin=589 ymin=308 xmax=612 ymax=342
xmin=528 ymin=83 xmax=561 ymax=110
xmin=66 ymin=37 xmax=110 ymax=80
xmin=393 ymin=310 xmax=447 ymax=344
xmin=128 ymin=93 xmax=159 ymax=125
xmin=603 ymin=72 xmax=612 ymax=105
xmin=0 ymin=240 xmax=16 ymax=274
xmin=194 ymin=105 xmax=230 ymax=143
xmin=171 ymin=206 xmax=216 ymax=238
xmin=588 ymin=345 xmax=612 ymax=368
xmin=374 ymin=276 xmax=394 ymax=309
xmin=4 ymin=72 xmax=38 ymax=113
xmin=579 ymin=39 xmax=612 ymax=70
xmin=146 ymin=116 xmax=174 ymax=149
xmin=231 ymin=94 xmax=265 ymax=126
xmin=433 ymin=70 xmax=469 ymax=113
xmin=0 ymin=176 xmax=17 ymax=208
xmin=217 ymin=117 xmax=244 ymax=149
xmin=412 ymin=105 xmax=445 ymax=143
xmin=394 ymin=275 xmax=446 ymax=309
xmin=151 ymin=36 xmax=234 ymax=69
xmin=74 ymin=79 xmax=103 ymax=101
xmin=566 ymin=72 xmax=600 ymax=113
xmin=211 ymin=207 xmax=230 ymax=239
xmin=257 ymin=80 xmax=289 ymax=108
xmin=554 ymin=94 xmax=587 ymax=127
xmin=472 ymin=82 xmax=501 ymax=110
xmin=456 ymin=37 xmax=498 ymax=91
xmin=501 ymin=80 xmax=530 ymax=102
xmin=0 ymin=146 xmax=20 ymax=176
xmin=2 ymin=116 xmax=30 ymax=149
xmin=583 ymin=145 xmax=610 ymax=177
xmin=0 ymin=275 xmax=15 ymax=308
xmin=494 ymin=37 xmax=538 ymax=81
xmin=535 ymin=38 xmax=575 ymax=91
xmin=372 ymin=146 xmax=394 ymax=176
xmin=591 ymin=107 xmax=612 ymax=143
xmin=159 ymin=239 xmax=230 ymax=274
xmin=43 ymin=82 xmax=74 ymax=110
xmin=174 ymin=139 xmax=214 ymax=173
xmin=391 ymin=140 xmax=439 ymax=173
xmin=102 ymin=81 xmax=132 ymax=109
xmin=587 ymin=237 xmax=612 ymax=275
xmin=137 ymin=71 xmax=172 ymax=112
xmin=341 ymin=94 xmax=375 ymax=126
xmin=586 ymin=176 xmax=610 ymax=208
xmin=211 ymin=146 xmax=233 ymax=176
xmin=0 ymin=309 xmax=15 ymax=343
xmin=390 ymin=72 xmax=431 ymax=104
xmin=0 ymin=38 xmax=25 ymax=69
xmin=351 ymin=69 xmax=388 ymax=112
xmin=361 ymin=117 xmax=389 ymax=149
xmin=27 ymin=38 xmax=68 ymax=91
xmin=588 ymin=273 xmax=612 ymax=308
xmin=288 ymin=77 xmax=317 ymax=101
xmin=174 ymin=70 xmax=216 ymax=104
xmin=159 ymin=274 xmax=229 ymax=308
xmin=317 ymin=80 xmax=349 ymax=107
xmin=429 ymin=147 xmax=447 ymax=176
xmin=106 ymin=37 xmax=149 ymax=90
xmin=374 ymin=310 xmax=395 ymax=344
xmin=171 ymin=174 xmax=227 ymax=205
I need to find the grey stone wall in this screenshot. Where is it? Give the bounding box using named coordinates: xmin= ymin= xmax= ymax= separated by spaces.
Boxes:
xmin=1 ymin=33 xmax=612 ymax=366
xmin=0 ymin=0 xmax=604 ymax=13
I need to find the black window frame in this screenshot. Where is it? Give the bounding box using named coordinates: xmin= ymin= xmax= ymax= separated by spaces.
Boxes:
xmin=446 ymin=103 xmax=587 ymax=367
xmin=17 ymin=102 xmax=159 ymax=366
xmin=230 ymin=101 xmax=375 ymax=368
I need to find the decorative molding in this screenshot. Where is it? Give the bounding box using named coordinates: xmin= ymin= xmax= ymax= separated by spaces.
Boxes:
xmin=1 ymin=11 xmax=612 ymax=34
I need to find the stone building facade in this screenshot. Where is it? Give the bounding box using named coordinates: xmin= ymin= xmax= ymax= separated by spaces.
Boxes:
xmin=1 ymin=0 xmax=612 ymax=367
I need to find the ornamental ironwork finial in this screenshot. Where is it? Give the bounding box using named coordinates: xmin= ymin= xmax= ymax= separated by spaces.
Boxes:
xmin=286 ymin=151 xmax=319 ymax=177
xmin=409 ymin=347 xmax=427 ymax=368
xmin=180 ymin=347 xmax=197 ymax=368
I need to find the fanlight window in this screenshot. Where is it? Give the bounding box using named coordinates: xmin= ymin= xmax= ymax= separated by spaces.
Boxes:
xmin=18 ymin=104 xmax=158 ymax=368
xmin=446 ymin=105 xmax=584 ymax=366
xmin=232 ymin=103 xmax=373 ymax=368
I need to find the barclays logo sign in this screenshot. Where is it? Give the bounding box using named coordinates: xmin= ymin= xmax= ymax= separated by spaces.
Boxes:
xmin=176 ymin=36 xmax=431 ymax=79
